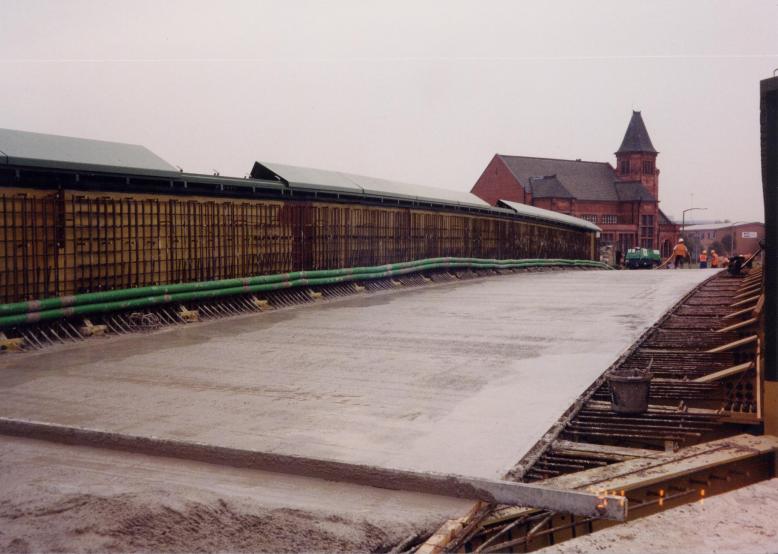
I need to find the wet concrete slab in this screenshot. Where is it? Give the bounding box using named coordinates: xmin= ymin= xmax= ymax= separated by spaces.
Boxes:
xmin=0 ymin=269 xmax=715 ymax=479
xmin=0 ymin=435 xmax=470 ymax=552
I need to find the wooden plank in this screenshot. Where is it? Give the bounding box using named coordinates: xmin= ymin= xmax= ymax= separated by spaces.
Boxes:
xmin=552 ymin=440 xmax=661 ymax=460
xmin=541 ymin=434 xmax=778 ymax=492
xmin=692 ymin=361 xmax=754 ymax=383
xmin=416 ymin=502 xmax=487 ymax=554
xmin=706 ymin=334 xmax=758 ymax=353
xmin=584 ymin=400 xmax=720 ymax=416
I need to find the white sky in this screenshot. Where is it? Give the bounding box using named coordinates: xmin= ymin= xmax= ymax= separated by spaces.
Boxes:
xmin=1 ymin=0 xmax=776 ymax=222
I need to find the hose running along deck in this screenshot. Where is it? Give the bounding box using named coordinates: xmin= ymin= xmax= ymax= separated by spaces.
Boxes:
xmin=0 ymin=258 xmax=609 ymax=351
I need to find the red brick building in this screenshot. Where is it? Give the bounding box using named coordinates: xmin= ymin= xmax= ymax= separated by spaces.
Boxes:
xmin=471 ymin=111 xmax=680 ymax=258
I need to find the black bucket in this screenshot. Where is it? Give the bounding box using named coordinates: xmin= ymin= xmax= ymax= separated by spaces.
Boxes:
xmin=608 ymin=369 xmax=653 ymax=414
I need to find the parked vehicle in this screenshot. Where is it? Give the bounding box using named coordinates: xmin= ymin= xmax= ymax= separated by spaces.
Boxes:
xmin=625 ymin=247 xmax=661 ymax=269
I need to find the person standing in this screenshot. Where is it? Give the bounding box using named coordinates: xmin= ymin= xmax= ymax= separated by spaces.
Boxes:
xmin=698 ymin=249 xmax=708 ymax=269
xmin=710 ymin=249 xmax=719 ymax=268
xmin=672 ymin=238 xmax=689 ymax=269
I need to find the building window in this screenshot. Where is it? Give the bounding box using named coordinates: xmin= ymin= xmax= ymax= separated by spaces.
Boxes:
xmin=620 ymin=160 xmax=629 ymax=174
xmin=640 ymin=215 xmax=655 ymax=249
xmin=601 ymin=233 xmax=615 ymax=245
xmin=601 ymin=215 xmax=618 ymax=225
xmin=581 ymin=214 xmax=598 ymax=223
xmin=643 ymin=160 xmax=654 ymax=173
xmin=618 ymin=233 xmax=635 ymax=253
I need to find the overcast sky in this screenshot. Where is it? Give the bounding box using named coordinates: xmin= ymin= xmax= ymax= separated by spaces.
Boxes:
xmin=1 ymin=0 xmax=776 ymax=222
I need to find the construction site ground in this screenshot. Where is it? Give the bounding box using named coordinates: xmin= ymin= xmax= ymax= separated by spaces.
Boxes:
xmin=0 ymin=269 xmax=715 ymax=551
xmin=540 ymin=477 xmax=778 ymax=554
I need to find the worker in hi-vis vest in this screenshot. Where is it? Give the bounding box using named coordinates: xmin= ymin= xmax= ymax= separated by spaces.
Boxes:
xmin=710 ymin=250 xmax=719 ymax=268
xmin=672 ymin=238 xmax=689 ymax=269
xmin=698 ymin=249 xmax=708 ymax=269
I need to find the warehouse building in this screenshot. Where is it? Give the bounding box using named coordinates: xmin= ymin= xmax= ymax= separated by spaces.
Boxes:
xmin=682 ymin=221 xmax=765 ymax=257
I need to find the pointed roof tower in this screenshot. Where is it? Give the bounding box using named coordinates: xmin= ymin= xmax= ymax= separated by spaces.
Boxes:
xmin=616 ymin=111 xmax=658 ymax=154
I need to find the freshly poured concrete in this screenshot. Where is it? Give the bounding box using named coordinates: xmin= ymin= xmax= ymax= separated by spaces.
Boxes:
xmin=0 ymin=435 xmax=471 ymax=552
xmin=0 ymin=269 xmax=714 ymax=479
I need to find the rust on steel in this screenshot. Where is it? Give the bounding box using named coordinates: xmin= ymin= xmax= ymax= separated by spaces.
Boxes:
xmin=0 ymin=417 xmax=626 ymax=520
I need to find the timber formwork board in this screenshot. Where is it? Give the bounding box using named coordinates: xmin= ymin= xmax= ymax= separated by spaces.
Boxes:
xmin=424 ymin=434 xmax=778 ymax=553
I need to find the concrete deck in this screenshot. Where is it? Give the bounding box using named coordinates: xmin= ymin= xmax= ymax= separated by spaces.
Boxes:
xmin=0 ymin=269 xmax=714 ymax=480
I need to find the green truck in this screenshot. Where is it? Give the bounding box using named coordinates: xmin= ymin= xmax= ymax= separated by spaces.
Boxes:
xmin=625 ymin=247 xmax=662 ymax=269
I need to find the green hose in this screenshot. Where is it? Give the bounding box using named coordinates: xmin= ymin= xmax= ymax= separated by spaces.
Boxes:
xmin=0 ymin=258 xmax=609 ymax=328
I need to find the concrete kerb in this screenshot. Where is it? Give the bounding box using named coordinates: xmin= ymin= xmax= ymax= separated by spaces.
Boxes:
xmin=0 ymin=417 xmax=626 ymax=521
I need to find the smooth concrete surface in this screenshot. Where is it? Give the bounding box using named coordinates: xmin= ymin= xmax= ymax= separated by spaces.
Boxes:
xmin=0 ymin=269 xmax=715 ymax=479
xmin=0 ymin=435 xmax=471 ymax=552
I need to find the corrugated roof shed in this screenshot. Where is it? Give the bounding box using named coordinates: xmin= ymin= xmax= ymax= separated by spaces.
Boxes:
xmin=251 ymin=161 xmax=490 ymax=208
xmin=497 ymin=155 xmax=619 ymax=201
xmin=683 ymin=221 xmax=762 ymax=232
xmin=0 ymin=128 xmax=179 ymax=176
xmin=498 ymin=199 xmax=601 ymax=232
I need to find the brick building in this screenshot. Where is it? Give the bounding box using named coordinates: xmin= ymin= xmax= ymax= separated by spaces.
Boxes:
xmin=682 ymin=221 xmax=765 ymax=258
xmin=471 ymin=111 xmax=680 ymax=258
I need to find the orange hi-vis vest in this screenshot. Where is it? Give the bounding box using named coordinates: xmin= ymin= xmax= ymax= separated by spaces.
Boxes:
xmin=699 ymin=252 xmax=708 ymax=263
xmin=672 ymin=243 xmax=689 ymax=257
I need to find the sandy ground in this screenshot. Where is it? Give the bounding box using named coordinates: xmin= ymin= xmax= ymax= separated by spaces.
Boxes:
xmin=0 ymin=435 xmax=472 ymax=553
xmin=0 ymin=269 xmax=713 ymax=480
xmin=541 ymin=478 xmax=778 ymax=554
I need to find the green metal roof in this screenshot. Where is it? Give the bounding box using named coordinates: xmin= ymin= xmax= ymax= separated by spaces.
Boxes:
xmin=0 ymin=128 xmax=180 ymax=177
xmin=498 ymin=200 xmax=601 ymax=232
xmin=251 ymin=161 xmax=490 ymax=208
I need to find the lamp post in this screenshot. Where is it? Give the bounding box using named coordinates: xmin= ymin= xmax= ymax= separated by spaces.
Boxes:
xmin=681 ymin=207 xmax=707 ymax=235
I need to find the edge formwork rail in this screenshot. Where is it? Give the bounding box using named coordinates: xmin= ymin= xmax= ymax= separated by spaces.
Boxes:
xmin=0 ymin=257 xmax=609 ymax=328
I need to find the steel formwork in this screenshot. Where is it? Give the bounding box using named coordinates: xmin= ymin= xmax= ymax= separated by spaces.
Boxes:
xmin=0 ymin=187 xmax=594 ymax=304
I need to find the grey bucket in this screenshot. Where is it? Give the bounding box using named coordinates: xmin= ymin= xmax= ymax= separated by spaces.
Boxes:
xmin=608 ymin=369 xmax=653 ymax=414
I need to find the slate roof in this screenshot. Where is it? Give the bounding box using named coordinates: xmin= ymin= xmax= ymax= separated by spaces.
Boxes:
xmin=616 ymin=111 xmax=658 ymax=154
xmin=495 ymin=155 xmax=658 ymax=203
xmin=658 ymin=209 xmax=676 ymax=226
xmin=616 ymin=181 xmax=655 ymax=201
xmin=527 ymin=175 xmax=573 ymax=198
xmin=497 ymin=155 xmax=620 ymax=201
